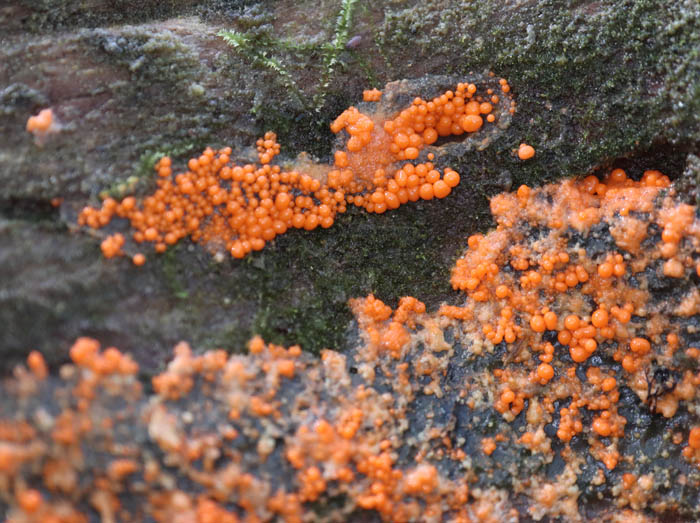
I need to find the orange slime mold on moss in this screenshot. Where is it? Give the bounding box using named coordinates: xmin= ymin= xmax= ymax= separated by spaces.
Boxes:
xmin=78 ymin=78 xmax=514 ymax=263
xmin=4 ymin=165 xmax=700 ymax=521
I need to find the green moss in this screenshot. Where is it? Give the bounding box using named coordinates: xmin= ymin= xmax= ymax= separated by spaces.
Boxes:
xmin=230 ymin=196 xmax=485 ymax=354
xmin=217 ymin=1 xmax=370 ymax=158
xmin=218 ymin=28 xmax=306 ymax=107
xmin=160 ymin=245 xmax=190 ymax=300
xmin=373 ymin=0 xmax=698 ymax=186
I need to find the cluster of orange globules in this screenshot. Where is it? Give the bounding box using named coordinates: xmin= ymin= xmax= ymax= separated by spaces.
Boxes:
xmin=5 ymin=166 xmax=700 ymax=521
xmin=351 ymin=294 xmax=427 ymax=359
xmin=380 ymin=81 xmax=502 ymax=156
xmin=79 ymin=133 xmax=347 ymax=260
xmin=78 ymin=80 xmax=512 ymax=263
xmin=438 ymin=166 xmax=700 ymax=466
xmin=448 ymin=168 xmax=674 ymax=367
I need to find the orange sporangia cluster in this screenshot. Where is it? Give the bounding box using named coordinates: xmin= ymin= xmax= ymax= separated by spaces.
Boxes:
xmin=3 ymin=169 xmax=699 ymax=521
xmin=351 ymin=294 xmax=426 ymax=358
xmin=439 ymin=166 xmax=700 ymax=480
xmin=78 ymin=78 xmax=515 ymax=263
xmin=448 ymin=169 xmax=675 ymax=367
xmin=69 ymin=336 xmax=139 ymax=376
xmin=1 ymin=328 xmax=516 ymax=522
xmin=362 ymin=88 xmax=382 ymax=102
xmin=79 ymin=136 xmax=347 ymax=260
xmin=330 ymin=79 xmax=514 ymax=214
xmin=100 ymin=232 xmax=125 ymax=258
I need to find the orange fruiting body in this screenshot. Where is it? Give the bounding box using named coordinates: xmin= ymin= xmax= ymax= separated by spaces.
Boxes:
xmin=79 ymin=79 xmax=517 ymax=263
xmin=518 ymin=143 xmax=535 ymax=160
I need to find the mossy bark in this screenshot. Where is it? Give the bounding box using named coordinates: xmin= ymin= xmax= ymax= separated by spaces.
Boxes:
xmin=0 ymin=0 xmax=698 ymax=373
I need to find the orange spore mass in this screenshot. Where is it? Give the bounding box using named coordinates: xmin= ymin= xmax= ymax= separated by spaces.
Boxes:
xmin=5 ymin=163 xmax=700 ymax=521
xmin=79 ymin=79 xmax=513 ymax=264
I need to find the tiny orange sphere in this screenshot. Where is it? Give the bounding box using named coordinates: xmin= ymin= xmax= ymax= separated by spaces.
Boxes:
xmin=404 ymin=147 xmax=419 ymax=160
xmin=592 ymin=417 xmax=611 ymax=437
xmin=537 ymin=363 xmax=554 ymax=382
xmin=433 ymin=180 xmax=451 ymax=199
xmin=479 ymin=102 xmax=493 ymax=114
xmin=591 ymin=309 xmax=609 ymax=328
xmin=530 ymin=315 xmax=546 ymax=333
xmin=423 ymin=128 xmax=438 ymax=145
xmin=518 ymin=143 xmax=535 ymax=160
xmin=563 ymin=314 xmax=580 ymax=331
xmin=570 ymin=345 xmax=589 ymax=363
xmin=630 ymin=337 xmax=651 ymax=354
xmin=501 ymin=389 xmax=515 ymax=404
xmin=347 ymin=135 xmax=363 ymax=152
xmin=601 ymin=377 xmax=616 ymax=392
xmin=27 ymin=351 xmax=48 ymax=379
xmin=543 ymin=311 xmax=558 ymax=330
xmin=460 ymin=114 xmax=483 ymax=133
xmin=443 ymin=170 xmax=460 ymax=188
xmin=597 ymin=262 xmax=613 ymax=278
xmin=419 ymin=183 xmax=434 ymax=200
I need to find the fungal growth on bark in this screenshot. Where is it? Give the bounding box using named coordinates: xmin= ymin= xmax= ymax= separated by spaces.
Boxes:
xmin=76 ymin=76 xmax=514 ymax=263
xmin=2 ymin=167 xmax=698 ymax=522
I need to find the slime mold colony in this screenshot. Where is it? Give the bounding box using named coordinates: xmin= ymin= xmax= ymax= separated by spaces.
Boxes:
xmin=5 ymin=76 xmax=700 ymax=521
xmin=1 ymin=165 xmax=699 ymax=521
xmin=76 ymin=77 xmax=514 ymax=263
